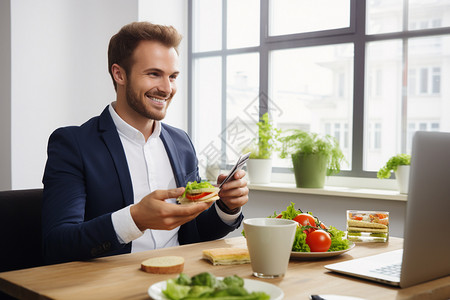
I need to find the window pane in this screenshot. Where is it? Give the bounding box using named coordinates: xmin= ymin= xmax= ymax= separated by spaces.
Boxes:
xmin=366 ymin=0 xmax=403 ymax=34
xmin=225 ymin=53 xmax=260 ymax=158
xmin=227 ymin=53 xmax=260 ymax=120
xmin=193 ymin=0 xmax=221 ymax=52
xmin=270 ymin=44 xmax=354 ymax=169
xmin=227 ymin=0 xmax=260 ymax=49
xmin=409 ymin=0 xmax=450 ymax=30
xmin=269 ymin=0 xmax=350 ymax=36
xmin=193 ymin=57 xmax=222 ymax=177
xmin=407 ymin=35 xmax=450 ymax=152
xmin=364 ymin=40 xmax=402 ymax=171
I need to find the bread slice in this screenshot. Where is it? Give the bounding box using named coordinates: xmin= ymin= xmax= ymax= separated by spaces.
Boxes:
xmin=141 ymin=256 xmax=184 ymax=274
xmin=347 ymin=220 xmax=388 ymax=229
xmin=178 ymin=195 xmax=220 ymax=205
xmin=347 ymin=226 xmax=388 ymax=233
xmin=202 ymin=248 xmax=250 ymax=265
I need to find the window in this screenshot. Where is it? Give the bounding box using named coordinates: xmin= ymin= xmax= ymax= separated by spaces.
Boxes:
xmin=189 ymin=0 xmax=450 ymax=182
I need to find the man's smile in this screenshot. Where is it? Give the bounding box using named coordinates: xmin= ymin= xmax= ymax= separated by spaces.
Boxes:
xmin=145 ymin=94 xmax=169 ymax=104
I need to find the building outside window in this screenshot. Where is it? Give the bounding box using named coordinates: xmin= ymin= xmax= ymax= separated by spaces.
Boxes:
xmin=189 ymin=0 xmax=450 ymax=184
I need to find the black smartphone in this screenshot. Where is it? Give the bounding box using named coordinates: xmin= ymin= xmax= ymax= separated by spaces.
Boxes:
xmin=219 ymin=152 xmax=251 ymax=188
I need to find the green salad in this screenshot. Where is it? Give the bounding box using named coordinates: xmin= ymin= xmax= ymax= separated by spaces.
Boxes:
xmin=163 ymin=272 xmax=270 ymax=300
xmin=271 ymin=202 xmax=351 ymax=252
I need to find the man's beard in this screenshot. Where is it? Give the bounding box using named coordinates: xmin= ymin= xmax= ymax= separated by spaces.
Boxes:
xmin=125 ymin=83 xmax=170 ymax=121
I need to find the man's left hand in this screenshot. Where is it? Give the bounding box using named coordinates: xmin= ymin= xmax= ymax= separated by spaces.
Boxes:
xmin=217 ymin=169 xmax=248 ymax=212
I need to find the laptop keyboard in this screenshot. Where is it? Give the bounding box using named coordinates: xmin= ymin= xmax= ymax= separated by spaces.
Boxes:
xmin=370 ymin=263 xmax=401 ymax=278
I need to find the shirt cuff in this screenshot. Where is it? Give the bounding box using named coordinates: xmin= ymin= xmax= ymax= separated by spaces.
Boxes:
xmin=214 ymin=202 xmax=242 ymax=226
xmin=111 ymin=205 xmax=144 ymax=244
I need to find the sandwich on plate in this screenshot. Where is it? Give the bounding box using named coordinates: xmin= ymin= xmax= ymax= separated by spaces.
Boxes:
xmin=177 ymin=181 xmax=220 ymax=205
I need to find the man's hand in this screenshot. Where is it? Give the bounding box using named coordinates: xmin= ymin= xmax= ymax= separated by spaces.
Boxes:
xmin=217 ymin=169 xmax=249 ymax=212
xmin=130 ymin=187 xmax=213 ymax=231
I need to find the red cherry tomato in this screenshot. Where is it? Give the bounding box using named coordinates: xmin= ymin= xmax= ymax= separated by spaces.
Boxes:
xmin=293 ymin=213 xmax=316 ymax=227
xmin=305 ymin=229 xmax=331 ymax=252
xmin=186 ymin=192 xmax=211 ymax=200
xmin=276 ymin=214 xmax=282 ymax=218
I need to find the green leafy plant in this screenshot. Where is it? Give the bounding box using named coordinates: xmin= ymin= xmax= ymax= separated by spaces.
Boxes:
xmin=245 ymin=113 xmax=281 ymax=159
xmin=279 ymin=129 xmax=345 ymax=176
xmin=377 ymin=154 xmax=411 ymax=179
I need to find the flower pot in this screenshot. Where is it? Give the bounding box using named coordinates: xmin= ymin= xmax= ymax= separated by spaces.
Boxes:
xmin=395 ymin=165 xmax=410 ymax=194
xmin=292 ymin=152 xmax=328 ymax=188
xmin=246 ymin=159 xmax=272 ymax=184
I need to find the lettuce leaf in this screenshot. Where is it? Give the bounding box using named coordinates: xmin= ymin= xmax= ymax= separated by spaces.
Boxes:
xmin=183 ymin=181 xmax=214 ymax=197
xmin=328 ymin=226 xmax=351 ymax=251
xmin=163 ymin=279 xmax=191 ymax=300
xmin=271 ymin=202 xmax=299 ymax=219
xmin=163 ymin=273 xmax=270 ymax=300
xmin=292 ymin=229 xmax=310 ymax=252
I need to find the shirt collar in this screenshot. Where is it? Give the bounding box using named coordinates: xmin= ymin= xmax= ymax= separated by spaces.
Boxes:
xmin=108 ymin=102 xmax=161 ymax=143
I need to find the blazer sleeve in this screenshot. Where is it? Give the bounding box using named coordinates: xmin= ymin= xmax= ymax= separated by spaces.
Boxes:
xmin=42 ymin=127 xmax=126 ymax=264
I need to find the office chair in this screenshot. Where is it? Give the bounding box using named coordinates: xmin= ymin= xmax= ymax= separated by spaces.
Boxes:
xmin=0 ymin=189 xmax=44 ymax=273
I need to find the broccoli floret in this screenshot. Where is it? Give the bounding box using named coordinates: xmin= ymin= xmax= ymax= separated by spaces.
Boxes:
xmin=190 ymin=272 xmax=216 ymax=288
xmin=223 ymin=275 xmax=244 ymax=288
xmin=176 ymin=273 xmax=191 ymax=286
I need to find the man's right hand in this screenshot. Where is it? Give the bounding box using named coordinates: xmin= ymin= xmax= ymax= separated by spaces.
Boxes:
xmin=129 ymin=187 xmax=213 ymax=231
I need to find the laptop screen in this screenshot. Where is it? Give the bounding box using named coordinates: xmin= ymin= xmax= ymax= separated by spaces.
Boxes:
xmin=400 ymin=131 xmax=450 ymax=287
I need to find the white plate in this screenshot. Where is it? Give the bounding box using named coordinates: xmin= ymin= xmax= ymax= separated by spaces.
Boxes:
xmin=148 ymin=277 xmax=284 ymax=300
xmin=291 ymin=242 xmax=355 ymax=259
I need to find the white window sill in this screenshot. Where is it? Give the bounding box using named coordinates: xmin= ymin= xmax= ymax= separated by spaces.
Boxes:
xmin=248 ymin=182 xmax=407 ymax=201
xmin=246 ymin=173 xmax=407 ymax=202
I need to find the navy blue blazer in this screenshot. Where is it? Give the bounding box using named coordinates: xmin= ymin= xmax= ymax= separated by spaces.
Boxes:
xmin=42 ymin=106 xmax=243 ymax=264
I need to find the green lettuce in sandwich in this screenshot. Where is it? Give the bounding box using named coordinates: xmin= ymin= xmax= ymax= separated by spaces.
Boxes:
xmin=177 ymin=181 xmax=220 ymax=205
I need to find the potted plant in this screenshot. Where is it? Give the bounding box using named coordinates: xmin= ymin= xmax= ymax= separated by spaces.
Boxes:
xmin=377 ymin=154 xmax=411 ymax=194
xmin=279 ymin=130 xmax=345 ymax=188
xmin=244 ymin=113 xmax=281 ymax=184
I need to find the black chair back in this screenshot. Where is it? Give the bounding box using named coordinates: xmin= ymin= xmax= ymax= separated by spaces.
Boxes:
xmin=0 ymin=189 xmax=44 ymax=273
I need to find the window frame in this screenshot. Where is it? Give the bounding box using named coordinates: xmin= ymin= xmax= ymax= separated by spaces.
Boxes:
xmin=188 ymin=0 xmax=450 ymax=180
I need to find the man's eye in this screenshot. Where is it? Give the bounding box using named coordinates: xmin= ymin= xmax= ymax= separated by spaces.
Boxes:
xmin=148 ymin=72 xmax=159 ymax=77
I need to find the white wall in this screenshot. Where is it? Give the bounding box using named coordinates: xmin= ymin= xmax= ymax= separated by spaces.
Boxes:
xmin=138 ymin=0 xmax=188 ymax=131
xmin=232 ymin=190 xmax=407 ymax=238
xmin=3 ymin=0 xmax=188 ymax=190
xmin=11 ymin=0 xmax=138 ymax=189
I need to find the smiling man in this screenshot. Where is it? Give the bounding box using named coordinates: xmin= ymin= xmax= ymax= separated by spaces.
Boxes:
xmin=42 ymin=22 xmax=248 ymax=264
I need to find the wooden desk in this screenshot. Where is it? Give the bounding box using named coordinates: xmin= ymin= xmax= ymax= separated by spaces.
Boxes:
xmin=0 ymin=237 xmax=449 ymax=300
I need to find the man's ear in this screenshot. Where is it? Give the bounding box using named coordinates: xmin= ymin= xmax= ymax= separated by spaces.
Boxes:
xmin=111 ymin=64 xmax=126 ymax=86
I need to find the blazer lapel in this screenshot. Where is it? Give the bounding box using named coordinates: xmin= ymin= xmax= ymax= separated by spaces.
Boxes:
xmin=98 ymin=107 xmax=134 ymax=206
xmin=160 ymin=125 xmax=184 ymax=187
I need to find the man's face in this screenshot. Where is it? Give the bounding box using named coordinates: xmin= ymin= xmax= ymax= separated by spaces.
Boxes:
xmin=125 ymin=40 xmax=179 ymax=121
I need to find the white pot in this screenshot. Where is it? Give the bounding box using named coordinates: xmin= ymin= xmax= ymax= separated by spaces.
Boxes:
xmin=246 ymin=159 xmax=272 ymax=184
xmin=395 ymin=165 xmax=410 ymax=194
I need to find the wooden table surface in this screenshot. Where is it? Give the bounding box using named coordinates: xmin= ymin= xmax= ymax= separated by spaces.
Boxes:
xmin=0 ymin=236 xmax=449 ymax=300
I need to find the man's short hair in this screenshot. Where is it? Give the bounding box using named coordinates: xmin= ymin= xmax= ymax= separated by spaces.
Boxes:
xmin=108 ymin=21 xmax=182 ymax=90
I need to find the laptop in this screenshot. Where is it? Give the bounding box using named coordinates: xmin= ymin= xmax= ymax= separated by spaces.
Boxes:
xmin=325 ymin=131 xmax=450 ymax=288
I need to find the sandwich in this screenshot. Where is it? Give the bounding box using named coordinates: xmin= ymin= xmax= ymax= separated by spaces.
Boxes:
xmin=202 ymin=248 xmax=250 ymax=265
xmin=347 ymin=212 xmax=389 ymax=241
xmin=177 ymin=181 xmax=220 ymax=205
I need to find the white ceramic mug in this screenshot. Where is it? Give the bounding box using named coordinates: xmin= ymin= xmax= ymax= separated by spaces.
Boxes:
xmin=243 ymin=218 xmax=297 ymax=278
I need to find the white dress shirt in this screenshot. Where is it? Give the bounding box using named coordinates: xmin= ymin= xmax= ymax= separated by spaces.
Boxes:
xmin=108 ymin=103 xmax=240 ymax=253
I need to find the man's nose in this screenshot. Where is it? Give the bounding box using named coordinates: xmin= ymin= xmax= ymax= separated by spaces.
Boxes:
xmin=157 ymin=77 xmax=173 ymax=95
